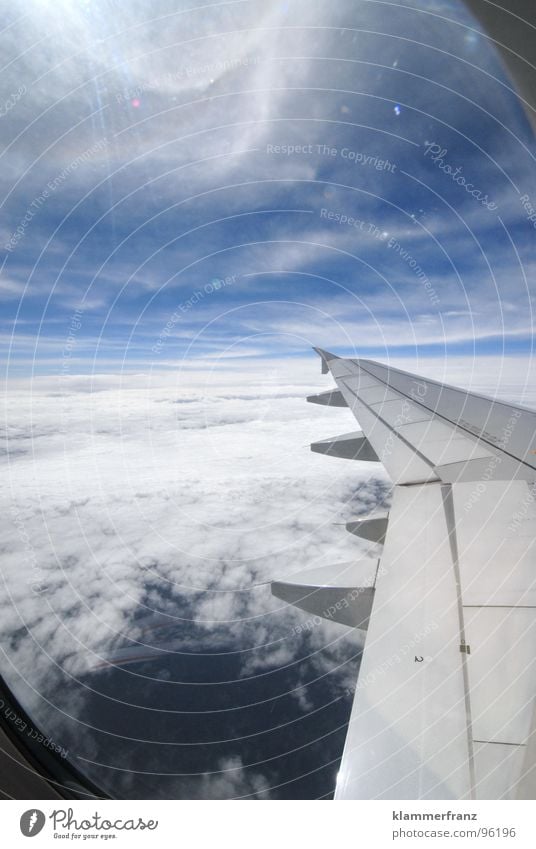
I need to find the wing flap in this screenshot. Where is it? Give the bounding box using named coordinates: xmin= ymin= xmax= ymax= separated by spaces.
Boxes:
xmin=335 ymin=483 xmax=471 ymax=800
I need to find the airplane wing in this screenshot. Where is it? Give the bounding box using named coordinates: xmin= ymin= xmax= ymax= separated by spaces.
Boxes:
xmin=272 ymin=349 xmax=536 ymax=800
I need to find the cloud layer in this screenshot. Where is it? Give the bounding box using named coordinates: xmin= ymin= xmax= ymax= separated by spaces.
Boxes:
xmin=1 ymin=364 xmax=391 ymax=797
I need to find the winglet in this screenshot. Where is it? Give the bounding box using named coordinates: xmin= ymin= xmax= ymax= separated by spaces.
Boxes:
xmin=313 ymin=347 xmax=339 ymax=375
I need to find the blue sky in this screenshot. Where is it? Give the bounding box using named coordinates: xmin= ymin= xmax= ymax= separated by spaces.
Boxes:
xmin=1 ymin=0 xmax=535 ymax=378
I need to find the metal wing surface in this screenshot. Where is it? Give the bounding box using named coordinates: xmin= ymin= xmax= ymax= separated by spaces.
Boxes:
xmin=273 ymin=349 xmax=536 ymax=800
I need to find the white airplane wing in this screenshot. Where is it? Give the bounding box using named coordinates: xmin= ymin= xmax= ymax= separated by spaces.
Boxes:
xmin=272 ymin=349 xmax=536 ymax=800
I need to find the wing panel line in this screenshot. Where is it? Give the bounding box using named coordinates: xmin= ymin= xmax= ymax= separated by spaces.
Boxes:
xmin=338 ymin=377 xmax=438 ymax=473
xmin=442 ymin=483 xmax=477 ymax=799
xmin=354 ymin=361 xmax=535 ymax=475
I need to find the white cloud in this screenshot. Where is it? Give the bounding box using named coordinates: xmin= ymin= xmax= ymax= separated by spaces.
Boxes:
xmin=1 ymin=364 xmax=380 ymax=778
xmin=2 ymin=353 xmax=535 ymax=794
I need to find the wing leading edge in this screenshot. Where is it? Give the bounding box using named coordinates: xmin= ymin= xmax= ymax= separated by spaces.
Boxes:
xmin=272 ymin=350 xmax=536 ymax=800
